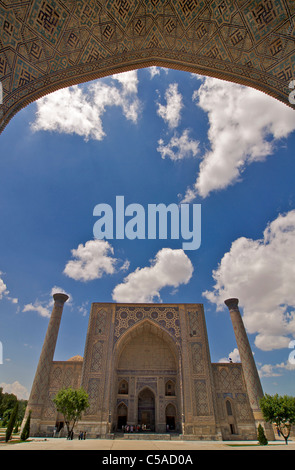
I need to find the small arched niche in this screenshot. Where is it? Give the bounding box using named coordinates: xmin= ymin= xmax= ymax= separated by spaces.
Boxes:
xmin=118 ymin=379 xmax=128 ymax=395
xmin=165 ymin=380 xmax=176 ymax=396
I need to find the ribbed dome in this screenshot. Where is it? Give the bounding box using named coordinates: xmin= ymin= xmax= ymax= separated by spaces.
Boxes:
xmin=67 ymin=355 xmax=83 ymax=362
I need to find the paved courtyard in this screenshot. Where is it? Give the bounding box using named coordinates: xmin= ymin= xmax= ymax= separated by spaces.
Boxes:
xmin=1 ymin=437 xmax=294 ymax=451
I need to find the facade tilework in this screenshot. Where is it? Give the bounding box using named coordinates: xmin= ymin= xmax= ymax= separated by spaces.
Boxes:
xmin=114 ymin=304 xmax=181 ymax=341
xmin=0 ymin=0 xmax=294 ymax=133
xmin=27 ymin=0 xmax=69 ymax=45
xmin=24 ymin=301 xmax=272 ymax=440
xmin=212 ymin=363 xmax=256 ymax=439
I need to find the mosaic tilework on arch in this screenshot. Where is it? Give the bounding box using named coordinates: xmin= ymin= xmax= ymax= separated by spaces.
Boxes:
xmin=105 ymin=0 xmax=139 ymax=29
xmin=244 ymin=0 xmax=287 ymax=42
xmin=1 ymin=0 xmax=295 ymax=134
xmin=75 ymin=0 xmax=101 ymax=28
xmin=114 ymin=305 xmax=181 ymax=341
xmin=27 ymin=0 xmax=69 ymax=45
xmin=0 ymin=6 xmax=22 ymax=48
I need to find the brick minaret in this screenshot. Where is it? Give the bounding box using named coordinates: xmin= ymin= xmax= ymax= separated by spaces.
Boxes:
xmin=224 ymin=298 xmax=274 ymax=439
xmin=22 ymin=293 xmax=68 ymax=436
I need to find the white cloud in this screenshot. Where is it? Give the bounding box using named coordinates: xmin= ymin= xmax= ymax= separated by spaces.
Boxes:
xmin=0 ymin=381 xmax=29 ymax=400
xmin=149 ymin=66 xmax=161 ymax=78
xmin=259 ymin=361 xmax=295 ymax=377
xmin=0 ymin=273 xmax=18 ymax=305
xmin=157 ymin=83 xmax=183 ymax=129
xmin=219 ymin=347 xmax=240 ymax=363
xmin=190 ymin=73 xmax=206 ymax=81
xmin=0 ymin=274 xmax=8 ymax=299
xmin=112 ymin=248 xmax=193 ymax=303
xmin=63 ymin=239 xmax=117 ymax=282
xmin=31 ymin=71 xmax=141 ymax=141
xmin=49 ymin=286 xmax=72 ymax=307
xmin=23 ymin=302 xmax=51 ymax=318
xmin=180 ymin=187 xmax=197 ymax=204
xmin=157 ymin=129 xmax=199 ymax=160
xmin=50 ymin=285 xmax=71 ymax=298
xmin=183 ymin=77 xmax=295 ymax=200
xmin=203 ymin=210 xmax=295 ymax=351
xmin=148 ymin=66 xmax=169 ymax=79
xmin=23 ymin=286 xmax=71 ymax=318
xmin=77 ymin=301 xmax=89 ymax=317
xmin=112 ymin=70 xmax=138 ymax=95
xmin=111 ymin=70 xmax=141 ymax=122
xmin=31 ymin=85 xmax=103 ymax=141
xmin=120 ymin=260 xmax=130 ymax=271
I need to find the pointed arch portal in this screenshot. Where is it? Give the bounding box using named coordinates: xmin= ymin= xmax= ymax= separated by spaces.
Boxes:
xmin=0 ymin=0 xmax=294 ymax=134
xmin=111 ymin=318 xmax=181 ymax=433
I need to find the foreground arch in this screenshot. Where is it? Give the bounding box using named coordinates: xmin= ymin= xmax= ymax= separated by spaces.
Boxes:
xmin=0 ymin=0 xmax=295 ymax=134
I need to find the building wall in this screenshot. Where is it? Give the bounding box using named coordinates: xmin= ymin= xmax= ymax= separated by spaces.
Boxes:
xmin=77 ymin=303 xmax=234 ymax=439
xmin=212 ymin=363 xmax=257 ymax=440
xmin=37 ymin=359 xmax=83 ymax=436
xmin=35 ymin=302 xmax=258 ymax=440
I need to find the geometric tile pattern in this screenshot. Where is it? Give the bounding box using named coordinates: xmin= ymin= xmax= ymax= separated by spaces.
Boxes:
xmin=212 ymin=364 xmax=254 ymax=423
xmin=1 ymin=0 xmax=295 ymax=134
xmin=24 ymin=299 xmax=269 ymax=439
xmin=194 ymin=379 xmax=210 ymax=416
xmin=42 ymin=362 xmax=83 ymax=419
xmin=191 ymin=342 xmax=204 ymax=374
xmin=84 ymin=377 xmax=101 ymax=415
xmin=114 ymin=304 xmax=180 ymax=341
xmin=90 ymin=340 xmax=104 ymax=372
xmin=187 ymin=308 xmax=202 ymax=336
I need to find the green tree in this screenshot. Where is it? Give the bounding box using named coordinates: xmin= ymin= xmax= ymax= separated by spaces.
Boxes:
xmin=17 ymin=399 xmax=28 ymax=428
xmin=257 ymin=423 xmax=268 ymax=445
xmin=260 ymin=394 xmax=295 ymax=445
xmin=0 ymin=390 xmax=18 ymax=426
xmin=5 ymin=402 xmax=18 ymax=442
xmin=53 ymin=387 xmax=89 ymax=439
xmin=20 ymin=410 xmax=31 ymax=441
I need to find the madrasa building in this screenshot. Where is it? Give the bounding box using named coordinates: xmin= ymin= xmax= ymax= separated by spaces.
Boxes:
xmin=22 ymin=294 xmax=274 ymax=441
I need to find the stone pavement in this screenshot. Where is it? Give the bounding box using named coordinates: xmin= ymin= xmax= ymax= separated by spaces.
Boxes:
xmin=1 ymin=437 xmax=294 ymax=451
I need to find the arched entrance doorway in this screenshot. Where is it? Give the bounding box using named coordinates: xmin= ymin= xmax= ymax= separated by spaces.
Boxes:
xmin=138 ymin=388 xmax=155 ymax=431
xmin=165 ymin=404 xmax=176 ymax=431
xmin=111 ymin=318 xmax=181 ymax=433
xmin=225 ymin=399 xmax=237 ymax=436
xmin=117 ymin=403 xmax=128 ymax=430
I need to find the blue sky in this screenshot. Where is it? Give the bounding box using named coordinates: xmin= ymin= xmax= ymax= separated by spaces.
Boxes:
xmin=1 ymin=66 xmax=295 ymax=400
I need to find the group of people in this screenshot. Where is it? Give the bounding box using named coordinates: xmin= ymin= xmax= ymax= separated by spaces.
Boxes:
xmin=64 ymin=429 xmax=87 ymax=440
xmin=121 ymin=423 xmax=150 ymax=433
xmin=52 ymin=425 xmax=87 ymax=440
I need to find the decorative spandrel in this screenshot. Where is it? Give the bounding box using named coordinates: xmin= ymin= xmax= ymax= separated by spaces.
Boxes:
xmin=114 ymin=305 xmax=181 ymax=341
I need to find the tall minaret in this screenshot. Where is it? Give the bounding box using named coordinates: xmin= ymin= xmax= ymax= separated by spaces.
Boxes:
xmin=224 ymin=298 xmax=274 ymax=439
xmin=22 ymin=293 xmax=68 ymax=436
